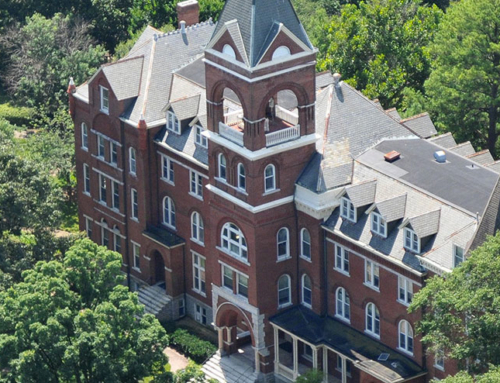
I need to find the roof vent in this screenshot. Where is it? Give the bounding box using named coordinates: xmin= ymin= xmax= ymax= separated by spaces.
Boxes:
xmin=378 ymin=353 xmax=390 ymax=361
xmin=180 ymin=20 xmax=186 ymax=34
xmin=333 ymin=73 xmax=341 ymax=87
xmin=434 ymin=150 xmax=446 ymax=163
xmin=384 ymin=150 xmax=400 ymax=163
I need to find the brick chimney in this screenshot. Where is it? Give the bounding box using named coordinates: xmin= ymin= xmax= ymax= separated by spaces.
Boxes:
xmin=177 ymin=0 xmax=199 ymax=27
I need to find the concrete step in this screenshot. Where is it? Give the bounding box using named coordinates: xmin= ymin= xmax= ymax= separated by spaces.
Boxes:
xmin=137 ymin=285 xmax=171 ymax=316
xmin=202 ymin=352 xmax=258 ymax=383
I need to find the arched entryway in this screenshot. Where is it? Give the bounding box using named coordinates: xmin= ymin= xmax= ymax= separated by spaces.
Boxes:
xmin=152 ymin=250 xmax=166 ymax=291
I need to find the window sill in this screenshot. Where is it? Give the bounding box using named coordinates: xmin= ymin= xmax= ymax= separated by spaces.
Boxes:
xmin=334 ymin=268 xmax=350 ymax=277
xmin=434 ymin=364 xmax=445 ymax=372
xmin=188 ymin=192 xmax=203 ymax=201
xmin=334 ymin=314 xmax=350 ymax=324
xmin=83 ymin=192 xmax=91 ymax=197
xmin=278 ymin=302 xmax=292 ymax=310
xmin=364 ymin=330 xmax=380 ymax=340
xmin=130 ymin=217 xmax=139 ymax=223
xmin=216 ymin=246 xmax=250 ymax=266
xmin=397 ymin=347 xmax=414 ymax=357
xmin=190 ymin=238 xmax=205 ymax=247
xmin=237 ymin=294 xmax=249 ymax=303
xmin=300 ymin=255 xmax=312 ymax=263
xmin=161 ymin=177 xmax=174 ymax=186
xmin=192 ymin=289 xmax=207 ymax=298
xmin=129 ymin=172 xmax=137 ymax=177
xmin=262 ymin=188 xmax=280 ymax=197
xmin=301 ymin=302 xmax=312 ymax=309
xmin=397 ymin=299 xmax=411 ymax=307
xmin=363 ymin=283 xmax=380 ymax=292
xmin=340 ymin=216 xmax=357 ymax=224
xmin=236 ymin=187 xmax=248 ymax=196
xmin=277 ymin=256 xmax=292 ymax=263
xmin=132 ymin=267 xmax=141 ymax=273
xmin=371 ymin=230 xmax=387 ymax=239
xmin=162 ymin=222 xmax=176 ymax=231
xmin=81 ymin=146 xmax=89 ymax=152
xmin=100 ymin=108 xmax=109 ymax=115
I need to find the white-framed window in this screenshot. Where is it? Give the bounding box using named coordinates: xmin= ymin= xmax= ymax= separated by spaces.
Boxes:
xmin=112 ymin=180 xmax=120 ymax=210
xmin=278 ymin=274 xmax=291 ymax=308
xmin=131 ymin=189 xmax=138 ymax=220
xmin=222 ymin=44 xmax=236 ymax=59
xmin=191 ymin=211 xmax=204 ymax=244
xmin=162 ymin=196 xmax=176 ymax=229
xmin=434 ymin=349 xmax=445 ymax=371
xmin=454 ymin=246 xmax=464 ymax=268
xmin=218 ymin=153 xmax=227 ymax=181
xmin=129 ymin=147 xmax=137 ymax=175
xmin=399 ymin=320 xmax=414 ymax=354
xmin=404 ymin=227 xmax=420 ymax=253
xmin=83 ymin=164 xmax=90 ymax=194
xmin=300 ymin=228 xmax=311 ymax=260
xmin=302 ymin=274 xmax=312 ymax=307
xmin=371 ymin=212 xmax=387 ymax=237
xmin=277 ymin=227 xmax=290 ymax=260
xmin=81 ymin=122 xmax=88 ymax=150
xmin=190 ymin=171 xmax=203 ymax=199
xmin=178 ymin=298 xmax=186 ymax=317
xmin=272 ymin=46 xmax=291 ymax=60
xmin=336 ymin=356 xmax=352 ymax=377
xmin=161 ymin=155 xmax=174 ymax=183
xmin=365 ymin=303 xmax=380 ymax=337
xmin=97 ymin=135 xmax=105 ymax=159
xmin=237 ymin=163 xmax=246 ymax=191
xmin=113 ymin=226 xmax=121 ymax=253
xmin=335 ymin=287 xmax=350 ymax=322
xmin=264 ymin=164 xmax=276 ymax=192
xmin=398 ymin=276 xmax=413 ymax=305
xmin=195 ymin=125 xmax=208 ymax=148
xmin=167 ymin=111 xmax=180 ymax=134
xmin=340 ymin=197 xmax=355 ymax=222
xmin=335 ymin=244 xmax=349 ymax=275
xmin=132 ymin=242 xmax=140 ymax=270
xmin=223 ymin=265 xmax=233 ymax=290
xmin=193 ymin=253 xmax=206 ymax=295
xmin=110 ymin=141 xmax=118 ymax=165
xmin=100 ymin=86 xmax=109 ymax=113
xmin=195 ymin=304 xmax=207 ymax=325
xmin=237 ymin=273 xmax=248 ymax=298
xmin=365 ymin=259 xmax=380 ymax=290
xmin=99 ymin=174 xmax=107 ymax=204
xmin=85 ymin=217 xmax=93 ymax=238
xmin=101 ymin=224 xmax=109 ymax=248
xmin=303 ymin=344 xmax=313 ymax=361
xmin=221 ymin=223 xmax=248 ymax=261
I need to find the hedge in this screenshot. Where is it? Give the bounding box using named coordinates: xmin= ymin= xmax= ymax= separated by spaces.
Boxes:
xmin=169 ymin=328 xmax=217 ymax=364
xmin=0 ymin=103 xmax=33 ymax=127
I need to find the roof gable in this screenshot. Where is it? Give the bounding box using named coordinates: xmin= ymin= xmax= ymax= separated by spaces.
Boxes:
xmin=101 ymin=57 xmax=144 ymax=101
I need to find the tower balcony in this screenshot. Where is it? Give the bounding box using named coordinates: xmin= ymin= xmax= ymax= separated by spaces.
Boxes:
xmin=219 ymin=105 xmax=300 ymax=148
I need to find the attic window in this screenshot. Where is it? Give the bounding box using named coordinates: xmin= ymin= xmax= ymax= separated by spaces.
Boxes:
xmin=272 ymin=46 xmax=291 ymax=60
xmin=371 ymin=212 xmax=387 ymax=237
xmin=404 ymin=228 xmax=420 ymax=253
xmin=222 ymin=44 xmax=236 ymax=59
xmin=100 ymin=86 xmax=109 ymax=114
xmin=167 ymin=111 xmax=180 ymax=134
xmin=340 ymin=197 xmax=356 ymax=223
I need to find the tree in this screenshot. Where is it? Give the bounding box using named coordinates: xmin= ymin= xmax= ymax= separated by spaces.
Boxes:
xmin=441 ymin=366 xmax=500 ymax=382
xmin=423 ymin=0 xmax=500 ymax=157
xmin=295 ymin=369 xmax=324 ymax=383
xmin=0 ymin=238 xmax=170 ymax=382
xmin=409 ymin=233 xmax=500 ymax=374
xmin=318 ymin=0 xmax=442 ymax=109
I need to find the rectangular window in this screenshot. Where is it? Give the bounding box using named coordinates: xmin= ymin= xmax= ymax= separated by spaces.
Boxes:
xmin=365 ymin=259 xmax=380 ymax=289
xmin=83 ymin=164 xmax=90 ymax=194
xmin=195 ymin=125 xmax=208 ymax=148
xmin=112 ymin=181 xmax=120 ymax=210
xmin=129 ymin=147 xmax=137 ymax=175
xmin=454 ymin=246 xmax=464 ymax=268
xmin=237 ymin=273 xmax=249 ymax=299
xmin=110 ymin=141 xmax=118 ymax=165
xmin=195 ymin=304 xmax=207 ymax=325
xmin=99 ymin=174 xmax=107 ymax=204
xmin=98 ymin=135 xmax=105 ymax=159
xmin=178 ymin=298 xmax=185 ymax=317
xmin=335 ymin=244 xmax=349 ymax=275
xmin=101 ymin=226 xmax=109 ymax=248
xmin=404 ymin=228 xmax=420 ymax=253
xmin=161 ymin=156 xmax=174 ymax=183
xmin=340 ymin=197 xmax=356 ymax=222
xmin=193 ymin=253 xmax=206 ymax=294
xmin=371 ymin=212 xmax=387 ymax=237
xmin=223 ymin=266 xmax=233 ymax=290
xmin=85 ymin=217 xmax=93 ymax=238
xmin=114 ymin=232 xmax=121 ymax=253
xmin=100 ymin=86 xmax=109 ymax=113
xmin=133 ymin=242 xmax=140 ymax=270
xmin=435 ymin=349 xmax=445 ymax=370
xmin=398 ymin=276 xmax=413 ymax=305
xmin=81 ymin=123 xmax=88 ymax=149
xmin=190 ymin=171 xmax=203 ymax=199
xmin=167 ymin=111 xmax=180 ymax=134
xmin=131 ymin=189 xmax=138 ymax=220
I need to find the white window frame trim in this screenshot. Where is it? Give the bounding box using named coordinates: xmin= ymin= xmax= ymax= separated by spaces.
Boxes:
xmin=340 ymin=196 xmax=356 ymax=223
xmin=301 ymin=274 xmax=312 ymax=308
xmin=276 ymin=227 xmax=291 ymax=261
xmin=189 ymin=170 xmax=204 ymax=200
xmin=100 ymin=85 xmax=109 ymax=114
xmin=277 ymin=274 xmax=292 ymax=309
xmin=195 ymin=125 xmax=208 ymax=148
xmin=192 ymin=252 xmax=206 ymax=296
xmin=81 ymin=122 xmax=89 ymax=150
xmin=131 ymin=188 xmax=139 ymax=221
xmin=335 ymin=287 xmax=350 ymax=323
xmin=160 ymin=154 xmax=175 ymax=185
xmin=398 ymin=320 xmax=414 ymax=356
xmin=264 ymin=164 xmax=276 ymax=193
xmin=129 ymin=147 xmax=137 ymax=175
xmin=334 ymin=244 xmax=350 ymax=276
xmin=365 ymin=302 xmax=380 ymax=339
xmin=300 ymin=228 xmax=311 ymax=261
xmin=162 ymin=196 xmax=176 ymax=229
xmin=364 ymin=259 xmax=380 ymax=291
xmin=453 ymin=245 xmax=464 ymax=268
xmin=131 ymin=241 xmax=141 ymax=271
xmin=167 ymin=110 xmax=180 ymax=134
xmin=398 ymin=276 xmax=413 ymax=307
xmin=191 ymin=211 xmax=205 ymax=246
xmin=371 ymin=212 xmax=387 ymax=238
xmin=404 ymin=227 xmax=420 ymax=253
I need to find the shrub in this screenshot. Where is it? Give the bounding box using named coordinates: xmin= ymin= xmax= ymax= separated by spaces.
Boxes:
xmin=169 ymin=329 xmax=217 ymax=363
xmin=0 ymin=103 xmax=33 ymax=127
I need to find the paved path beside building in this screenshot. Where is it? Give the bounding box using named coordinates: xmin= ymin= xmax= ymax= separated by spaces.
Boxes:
xmin=164 ymin=347 xmax=189 ymax=372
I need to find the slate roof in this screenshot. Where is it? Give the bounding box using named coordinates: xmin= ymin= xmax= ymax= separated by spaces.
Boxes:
xmin=427 ymin=132 xmax=456 ymax=149
xmin=469 ymin=178 xmax=500 ymax=252
xmin=169 ymin=95 xmax=201 ymax=121
xmin=369 ymin=194 xmax=407 ymax=223
xmin=449 ymin=141 xmax=475 ymax=157
xmin=385 ymin=108 xmax=401 ymax=122
xmin=404 ymin=209 xmax=441 ymax=238
xmin=212 ymin=0 xmax=312 ymax=67
xmin=343 ymin=180 xmax=377 ymax=207
xmin=467 ymin=149 xmax=494 ymax=166
xmin=400 ymin=113 xmax=437 ymax=139
xmin=102 ymin=57 xmax=144 ymax=101
xmin=486 ymin=160 xmax=500 ymax=174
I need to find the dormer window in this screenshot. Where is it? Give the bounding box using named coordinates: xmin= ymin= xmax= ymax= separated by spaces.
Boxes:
xmin=272 ymin=46 xmax=291 ymax=60
xmin=195 ymin=125 xmax=208 ymax=148
xmin=100 ymin=86 xmax=109 ymax=114
xmin=371 ymin=212 xmax=387 ymax=237
xmin=222 ymin=44 xmax=236 ymax=59
xmin=454 ymin=246 xmax=464 ymax=268
xmin=404 ymin=228 xmax=420 ymax=253
xmin=340 ymin=197 xmax=356 ymax=223
xmin=167 ymin=111 xmax=180 ymax=134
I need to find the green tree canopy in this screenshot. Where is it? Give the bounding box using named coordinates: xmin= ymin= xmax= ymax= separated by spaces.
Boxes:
xmin=409 ymin=233 xmax=500 ymax=374
xmin=0 ymin=238 xmax=170 ymax=382
xmin=441 ymin=366 xmax=500 ymax=382
xmin=424 ymin=0 xmax=500 ymax=157
xmin=318 ymin=0 xmax=442 ymax=110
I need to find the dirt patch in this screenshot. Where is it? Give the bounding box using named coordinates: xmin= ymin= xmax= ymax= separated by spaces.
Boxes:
xmin=164 ymin=347 xmax=189 ymax=372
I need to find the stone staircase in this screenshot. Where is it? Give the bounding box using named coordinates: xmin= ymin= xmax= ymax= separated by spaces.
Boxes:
xmin=137 ymin=285 xmax=171 ymax=317
xmin=202 ymin=352 xmax=259 ymax=383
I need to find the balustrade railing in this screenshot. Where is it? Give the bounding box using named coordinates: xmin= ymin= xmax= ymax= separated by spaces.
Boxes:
xmin=275 ymin=105 xmax=299 ymax=126
xmin=219 ymin=122 xmax=244 ymax=146
xmin=266 ymin=124 xmax=300 ymax=147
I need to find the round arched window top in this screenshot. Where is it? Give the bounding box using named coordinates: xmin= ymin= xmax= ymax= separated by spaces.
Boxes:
xmin=222 ymin=44 xmax=236 ymax=59
xmin=272 ymin=46 xmax=291 ymax=60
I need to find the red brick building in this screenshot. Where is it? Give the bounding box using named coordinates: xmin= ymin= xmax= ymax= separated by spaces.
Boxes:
xmin=70 ymin=1 xmax=500 ymax=382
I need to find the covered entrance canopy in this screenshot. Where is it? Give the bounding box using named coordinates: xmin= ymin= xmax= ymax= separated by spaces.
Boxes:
xmin=270 ymin=307 xmax=426 ymax=383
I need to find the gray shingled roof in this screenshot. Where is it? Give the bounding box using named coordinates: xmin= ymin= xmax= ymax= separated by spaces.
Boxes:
xmin=486 ymin=160 xmax=500 ymax=174
xmin=449 ymin=141 xmax=475 ymax=157
xmin=169 ymin=95 xmax=201 ymax=121
xmin=156 ymin=124 xmax=208 ymax=165
xmin=469 ymin=178 xmax=500 ymax=252
xmin=316 ymin=71 xmax=334 ymax=89
xmin=386 ymin=108 xmax=401 ymax=122
xmin=427 ymin=132 xmax=457 ymax=149
xmin=211 ymin=0 xmax=312 ymax=67
xmin=344 ymin=180 xmax=377 ymax=207
xmin=405 ymin=209 xmax=441 ymax=239
xmin=102 ymin=57 xmax=144 ymax=101
xmin=401 ymin=113 xmax=437 ymax=139
xmin=467 ymin=149 xmax=494 ymax=166
xmin=370 ymin=194 xmax=407 ymax=222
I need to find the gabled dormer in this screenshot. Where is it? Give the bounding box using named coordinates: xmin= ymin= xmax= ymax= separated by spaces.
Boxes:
xmin=164 ymin=95 xmax=201 ymax=135
xmin=366 ymin=194 xmax=407 ymax=238
xmin=399 ymin=209 xmax=441 ymax=254
xmin=338 ymin=180 xmax=377 ymax=223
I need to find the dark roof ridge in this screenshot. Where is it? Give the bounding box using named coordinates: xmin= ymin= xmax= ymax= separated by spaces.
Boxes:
xmin=451 ymin=141 xmax=473 ymax=149
xmin=400 ymin=112 xmax=429 ymax=123
xmin=467 ymin=148 xmax=491 ymax=158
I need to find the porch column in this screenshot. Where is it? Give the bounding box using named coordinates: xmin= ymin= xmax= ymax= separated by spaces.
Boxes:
xmin=217 ymin=327 xmax=224 ymax=353
xmin=274 ymin=326 xmax=279 ymax=373
xmin=293 ymin=336 xmax=299 ymax=379
xmin=341 ymin=355 xmax=347 ymax=383
xmin=322 ymin=348 xmax=328 ymax=383
xmin=254 ymin=348 xmax=260 ymax=373
xmin=312 ymin=346 xmax=318 ymax=370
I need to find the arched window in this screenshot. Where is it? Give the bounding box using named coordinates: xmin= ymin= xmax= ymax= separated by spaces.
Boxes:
xmin=278 ymin=275 xmax=291 ymax=307
xmin=129 ymin=147 xmax=137 ymax=175
xmin=191 ymin=212 xmax=204 ymax=244
xmin=301 ymin=228 xmax=311 ymax=260
xmin=237 ymin=163 xmax=246 ymax=191
xmin=277 ymin=227 xmax=290 ymax=260
xmin=221 ymin=223 xmax=247 ymax=260
xmin=113 ymin=225 xmax=121 ymax=253
xmin=272 ymin=46 xmax=291 ymax=60
xmin=101 ymin=220 xmax=109 ymax=248
xmin=81 ymin=122 xmax=88 ymax=149
xmin=399 ymin=320 xmax=414 ymax=354
xmin=222 ymin=44 xmax=236 ymax=59
xmin=218 ymin=153 xmax=227 ymax=181
xmin=264 ymin=164 xmax=276 ymax=192
xmin=366 ymin=303 xmax=380 ymax=337
xmin=163 ymin=196 xmax=176 ymax=228
xmin=302 ymin=274 xmax=312 ymax=307
xmin=336 ymin=287 xmax=350 ymax=322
